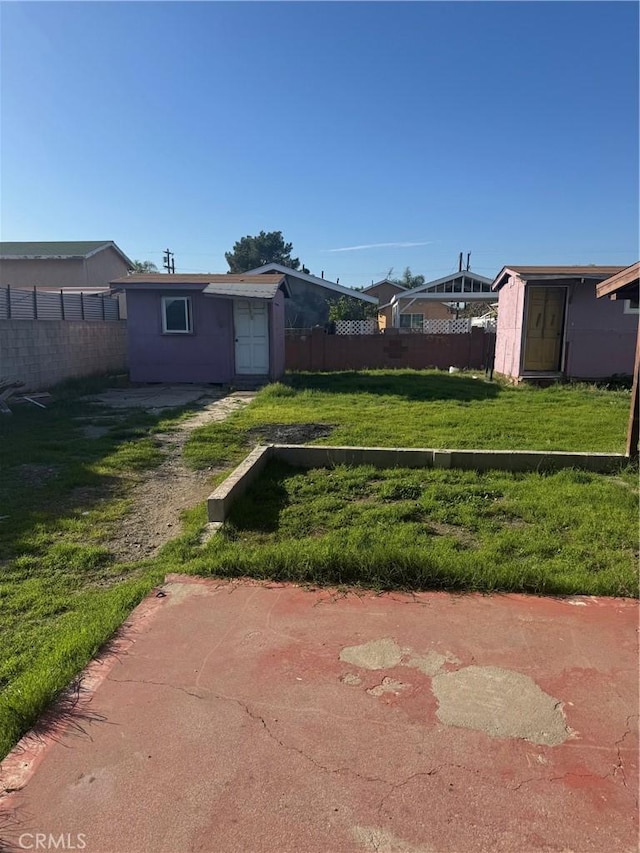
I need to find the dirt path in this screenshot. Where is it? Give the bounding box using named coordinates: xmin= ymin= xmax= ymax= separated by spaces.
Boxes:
xmin=108 ymin=392 xmax=254 ymax=562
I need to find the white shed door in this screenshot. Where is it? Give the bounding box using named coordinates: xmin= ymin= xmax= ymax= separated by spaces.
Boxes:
xmin=233 ymin=300 xmax=269 ymax=375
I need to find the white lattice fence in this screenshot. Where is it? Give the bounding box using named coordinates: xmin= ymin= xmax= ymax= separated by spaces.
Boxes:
xmin=423 ymin=318 xmax=471 ymax=335
xmin=335 ymin=319 xmax=378 ymax=335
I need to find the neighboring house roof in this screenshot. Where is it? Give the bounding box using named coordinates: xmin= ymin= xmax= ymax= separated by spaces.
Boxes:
xmin=399 ymin=270 xmax=494 ymax=298
xmin=596 ymin=262 xmax=640 ymax=300
xmin=492 ymin=265 xmax=625 ymax=291
xmin=243 ymin=263 xmax=378 ymax=304
xmin=386 ymin=270 xmax=495 ymax=306
xmin=0 ymin=240 xmax=133 ymax=267
xmin=362 ymin=278 xmax=408 ymax=294
xmin=111 ymin=273 xmax=289 ymax=299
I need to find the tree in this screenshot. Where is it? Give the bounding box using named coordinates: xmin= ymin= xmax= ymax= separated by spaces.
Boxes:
xmin=225 ymin=231 xmax=301 ymax=273
xmin=391 ymin=266 xmax=425 ymax=289
xmin=328 ymin=294 xmax=377 ymax=322
xmin=132 ymin=259 xmax=158 ymax=273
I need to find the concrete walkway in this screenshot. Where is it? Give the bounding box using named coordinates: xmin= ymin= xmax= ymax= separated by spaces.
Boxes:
xmin=1 ymin=579 xmax=637 ymax=853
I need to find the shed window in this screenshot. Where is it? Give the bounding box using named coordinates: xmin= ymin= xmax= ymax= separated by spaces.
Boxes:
xmin=162 ymin=296 xmax=192 ymax=333
xmin=623 ymin=298 xmax=639 ymax=315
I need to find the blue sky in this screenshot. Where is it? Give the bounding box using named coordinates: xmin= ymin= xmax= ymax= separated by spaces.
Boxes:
xmin=1 ymin=1 xmax=638 ymax=286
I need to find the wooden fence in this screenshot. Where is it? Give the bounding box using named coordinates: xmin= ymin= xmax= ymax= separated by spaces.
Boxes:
xmin=286 ymin=327 xmax=495 ymax=372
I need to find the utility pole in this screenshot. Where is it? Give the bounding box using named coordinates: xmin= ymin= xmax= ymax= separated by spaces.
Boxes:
xmin=458 ymin=252 xmax=463 ymax=273
xmin=466 ymin=252 xmax=471 ymax=271
xmin=163 ymin=248 xmax=175 ymax=274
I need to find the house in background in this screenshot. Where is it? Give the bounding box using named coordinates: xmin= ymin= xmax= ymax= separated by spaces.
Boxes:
xmin=243 ymin=263 xmax=377 ymax=328
xmin=111 ymin=273 xmax=289 ymax=385
xmin=362 ymin=279 xmax=407 ymax=329
xmin=0 ymin=241 xmax=133 ymax=289
xmin=492 ymin=265 xmax=636 ymax=382
xmin=382 ymin=270 xmax=495 ymax=331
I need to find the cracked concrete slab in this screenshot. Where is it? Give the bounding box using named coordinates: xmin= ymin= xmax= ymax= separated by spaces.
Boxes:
xmin=1 ymin=579 xmax=637 ymax=853
xmin=352 ymin=825 xmax=433 ymax=852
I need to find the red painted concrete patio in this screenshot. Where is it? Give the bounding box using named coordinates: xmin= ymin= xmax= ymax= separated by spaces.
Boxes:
xmin=1 ymin=577 xmax=638 ymax=853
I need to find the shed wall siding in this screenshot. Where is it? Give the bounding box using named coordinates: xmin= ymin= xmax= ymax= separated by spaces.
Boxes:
xmin=126 ymin=290 xmax=234 ymax=383
xmin=564 ymin=282 xmax=636 ymax=378
xmin=494 ymin=275 xmax=524 ymax=378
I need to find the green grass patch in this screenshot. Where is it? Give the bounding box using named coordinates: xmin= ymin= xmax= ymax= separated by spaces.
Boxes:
xmin=181 ymin=461 xmax=639 ymax=598
xmin=183 ymin=371 xmax=631 ymax=474
xmin=0 ymin=376 xmax=203 ymax=757
xmin=0 ymin=573 xmax=164 ymax=758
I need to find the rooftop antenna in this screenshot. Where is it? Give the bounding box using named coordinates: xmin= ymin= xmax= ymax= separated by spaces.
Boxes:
xmin=466 ymin=252 xmax=471 ymax=271
xmin=458 ymin=252 xmax=463 ymax=272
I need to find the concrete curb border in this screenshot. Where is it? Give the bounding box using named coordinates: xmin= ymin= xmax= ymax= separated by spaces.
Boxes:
xmin=206 ymin=444 xmax=627 ymax=523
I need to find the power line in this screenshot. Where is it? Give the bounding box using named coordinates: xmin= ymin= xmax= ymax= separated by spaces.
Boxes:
xmin=162 ymin=248 xmax=175 ymax=274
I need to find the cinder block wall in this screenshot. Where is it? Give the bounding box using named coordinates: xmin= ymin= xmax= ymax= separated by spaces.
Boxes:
xmin=0 ymin=320 xmax=128 ymax=391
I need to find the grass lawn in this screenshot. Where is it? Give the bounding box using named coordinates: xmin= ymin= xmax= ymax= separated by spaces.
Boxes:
xmin=0 ymin=369 xmax=636 ymax=759
xmin=184 ymin=371 xmax=632 ymax=471
xmin=0 ymin=377 xmax=203 ymax=759
xmin=178 ymin=461 xmax=638 ymax=599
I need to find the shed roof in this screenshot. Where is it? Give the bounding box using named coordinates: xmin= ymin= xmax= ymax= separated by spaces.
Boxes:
xmin=596 ymin=262 xmax=640 ymax=300
xmin=110 ymin=273 xmax=289 ymax=298
xmin=202 ymin=279 xmax=288 ymax=299
xmin=492 ymin=265 xmax=625 ymax=291
xmin=0 ymin=241 xmax=133 ymax=266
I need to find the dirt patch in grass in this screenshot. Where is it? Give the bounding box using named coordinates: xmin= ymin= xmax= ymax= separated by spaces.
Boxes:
xmin=106 ymin=393 xmax=255 ymax=562
xmin=498 ymin=516 xmax=531 ymax=529
xmin=246 ymin=422 xmax=335 ymax=444
xmin=428 ymin=521 xmax=479 ymax=547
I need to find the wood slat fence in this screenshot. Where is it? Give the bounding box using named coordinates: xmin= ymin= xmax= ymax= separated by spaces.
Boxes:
xmin=0 ymin=286 xmax=121 ymax=321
